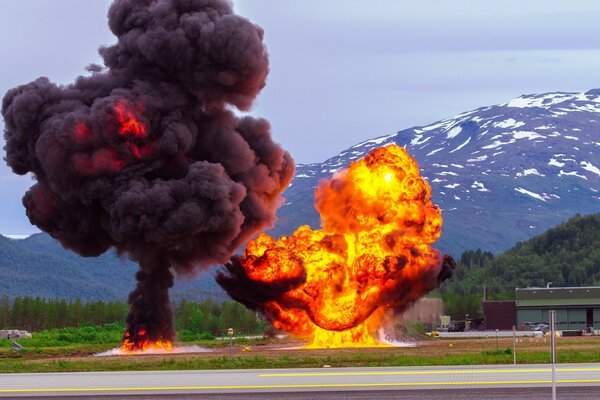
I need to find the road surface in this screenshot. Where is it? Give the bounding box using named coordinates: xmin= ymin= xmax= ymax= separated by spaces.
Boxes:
xmin=0 ymin=363 xmax=599 ymax=398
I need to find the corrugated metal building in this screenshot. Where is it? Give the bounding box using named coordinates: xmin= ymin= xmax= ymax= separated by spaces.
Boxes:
xmin=516 ymin=287 xmax=600 ymax=331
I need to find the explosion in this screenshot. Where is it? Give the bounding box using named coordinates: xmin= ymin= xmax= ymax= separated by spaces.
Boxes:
xmin=2 ymin=0 xmax=293 ymax=352
xmin=121 ymin=328 xmax=172 ymax=353
xmin=217 ymin=145 xmax=456 ymax=348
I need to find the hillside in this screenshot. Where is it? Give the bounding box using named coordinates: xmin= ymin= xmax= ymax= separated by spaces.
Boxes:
xmin=443 ymin=213 xmax=600 ymax=296
xmin=275 ymin=90 xmax=600 ymax=256
xmin=0 ymin=233 xmax=225 ymax=301
xmin=4 ymin=90 xmax=600 ymax=300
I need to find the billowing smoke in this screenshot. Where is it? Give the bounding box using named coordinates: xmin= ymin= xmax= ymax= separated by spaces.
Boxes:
xmin=2 ymin=0 xmax=294 ymax=347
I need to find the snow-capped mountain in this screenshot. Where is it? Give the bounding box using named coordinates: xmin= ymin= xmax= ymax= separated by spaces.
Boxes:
xmin=2 ymin=234 xmax=33 ymax=240
xmin=273 ymin=90 xmax=600 ymax=256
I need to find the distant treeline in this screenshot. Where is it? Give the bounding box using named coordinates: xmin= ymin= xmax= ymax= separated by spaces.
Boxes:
xmin=441 ymin=213 xmax=600 ymax=319
xmin=0 ymin=296 xmax=265 ymax=336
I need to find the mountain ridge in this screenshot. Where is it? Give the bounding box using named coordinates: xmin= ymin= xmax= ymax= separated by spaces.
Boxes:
xmin=0 ymin=232 xmax=226 ymax=301
xmin=275 ymin=89 xmax=600 ymax=256
xmin=2 ymin=89 xmax=600 ymax=299
xmin=443 ymin=212 xmax=600 ymax=296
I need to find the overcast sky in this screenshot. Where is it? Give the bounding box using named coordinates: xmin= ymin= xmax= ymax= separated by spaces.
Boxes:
xmin=2 ymin=0 xmax=600 ymax=234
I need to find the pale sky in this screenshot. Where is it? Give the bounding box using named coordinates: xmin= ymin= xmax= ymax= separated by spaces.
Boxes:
xmin=2 ymin=0 xmax=600 ymax=234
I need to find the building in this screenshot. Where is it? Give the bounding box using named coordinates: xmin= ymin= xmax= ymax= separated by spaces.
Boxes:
xmin=483 ymin=286 xmax=600 ymax=331
xmin=516 ymin=287 xmax=600 ymax=331
xmin=483 ymin=300 xmax=516 ymax=330
xmin=400 ymin=298 xmax=444 ymax=331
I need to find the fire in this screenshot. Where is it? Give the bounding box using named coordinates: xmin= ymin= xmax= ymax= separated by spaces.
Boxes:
xmin=226 ymin=144 xmax=447 ymax=348
xmin=308 ymin=311 xmax=387 ymax=348
xmin=114 ymin=100 xmax=147 ymax=138
xmin=71 ymin=100 xmax=153 ymax=175
xmin=74 ymin=122 xmax=91 ymax=143
xmin=114 ymin=100 xmax=152 ymax=160
xmin=121 ymin=329 xmax=173 ymax=354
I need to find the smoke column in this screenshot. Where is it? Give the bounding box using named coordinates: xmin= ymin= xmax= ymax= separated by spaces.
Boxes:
xmin=2 ymin=0 xmax=294 ymax=347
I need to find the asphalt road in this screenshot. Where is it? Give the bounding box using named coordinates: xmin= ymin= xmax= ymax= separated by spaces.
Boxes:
xmin=1 ymin=363 xmax=599 ymax=399
xmin=4 ymin=388 xmax=600 ymax=400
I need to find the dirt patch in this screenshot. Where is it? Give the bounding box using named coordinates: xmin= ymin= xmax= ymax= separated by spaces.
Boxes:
xmin=26 ymin=334 xmax=600 ymax=365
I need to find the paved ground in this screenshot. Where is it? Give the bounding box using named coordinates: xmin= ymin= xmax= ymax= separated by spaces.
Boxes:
xmin=0 ymin=363 xmax=599 ymax=398
xmin=3 ymin=387 xmax=600 ymax=400
xmin=437 ymin=330 xmax=564 ymax=338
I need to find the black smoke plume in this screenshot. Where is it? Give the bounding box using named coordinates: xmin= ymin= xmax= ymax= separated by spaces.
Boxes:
xmin=2 ymin=0 xmax=294 ymax=348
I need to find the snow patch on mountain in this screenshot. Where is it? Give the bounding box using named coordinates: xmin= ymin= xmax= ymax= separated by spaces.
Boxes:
xmin=494 ymin=118 xmax=526 ymax=129
xmin=482 ymin=139 xmax=516 ymax=150
xmin=517 ymin=168 xmax=545 ymax=177
xmin=467 ymin=155 xmax=488 ymax=162
xmin=438 ymin=171 xmax=459 ymax=176
xmin=512 ymin=131 xmax=545 ymax=140
xmin=281 ymin=89 xmax=600 ymax=256
xmin=426 ymin=147 xmax=444 ymax=157
xmin=559 ymin=170 xmax=588 ymax=180
xmin=2 ymin=234 xmax=33 ymax=240
xmin=581 ymin=161 xmax=600 ymax=177
xmin=472 ymin=181 xmax=490 ymax=192
xmin=503 ymin=92 xmax=600 ymax=109
xmin=450 ymin=137 xmax=471 ymax=153
xmin=515 ymin=187 xmax=551 ymax=202
xmin=447 ymin=126 xmax=462 ymax=139
xmin=351 ymin=134 xmax=395 ymax=149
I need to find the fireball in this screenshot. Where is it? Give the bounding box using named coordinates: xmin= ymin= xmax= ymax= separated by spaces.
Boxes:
xmin=217 ymin=144 xmax=455 ymax=348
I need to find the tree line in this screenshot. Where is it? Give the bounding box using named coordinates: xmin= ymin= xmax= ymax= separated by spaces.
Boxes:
xmin=5 ymin=215 xmax=597 ymax=330
xmin=441 ymin=213 xmax=600 ymax=319
xmin=0 ymin=296 xmax=265 ymax=336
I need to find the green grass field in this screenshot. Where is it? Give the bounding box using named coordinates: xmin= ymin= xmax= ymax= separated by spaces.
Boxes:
xmin=2 ymin=324 xmax=600 ymax=373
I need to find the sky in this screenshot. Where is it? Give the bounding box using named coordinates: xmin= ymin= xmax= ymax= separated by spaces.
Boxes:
xmin=2 ymin=0 xmax=600 ymax=234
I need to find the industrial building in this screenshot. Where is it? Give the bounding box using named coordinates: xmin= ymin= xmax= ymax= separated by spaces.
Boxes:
xmin=516 ymin=287 xmax=600 ymax=331
xmin=483 ymin=300 xmax=516 ymax=330
xmin=484 ymin=286 xmax=600 ymax=331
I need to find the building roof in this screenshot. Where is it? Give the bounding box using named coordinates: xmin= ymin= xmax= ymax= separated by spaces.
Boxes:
xmin=516 ymin=286 xmax=600 ymax=307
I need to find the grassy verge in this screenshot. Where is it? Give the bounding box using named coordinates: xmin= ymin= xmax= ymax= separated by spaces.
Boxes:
xmin=1 ymin=348 xmax=600 ymax=373
xmin=2 ymin=325 xmax=600 ymax=373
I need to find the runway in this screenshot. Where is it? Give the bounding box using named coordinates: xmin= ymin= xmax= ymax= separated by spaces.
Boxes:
xmin=1 ymin=363 xmax=599 ymax=398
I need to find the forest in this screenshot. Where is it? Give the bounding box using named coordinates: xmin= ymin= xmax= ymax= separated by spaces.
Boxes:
xmin=2 ymin=213 xmax=599 ymax=331
xmin=442 ymin=213 xmax=600 ymax=319
xmin=0 ymin=296 xmax=264 ymax=336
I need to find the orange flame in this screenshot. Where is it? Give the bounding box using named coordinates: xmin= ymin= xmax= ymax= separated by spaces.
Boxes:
xmin=121 ymin=329 xmax=173 ymax=353
xmin=113 ymin=100 xmax=153 ymax=160
xmin=114 ymin=100 xmax=147 ymax=138
xmin=235 ymin=145 xmax=443 ymax=348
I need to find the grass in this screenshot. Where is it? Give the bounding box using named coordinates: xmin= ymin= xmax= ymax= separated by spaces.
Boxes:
xmin=2 ymin=348 xmax=600 ymax=373
xmin=2 ymin=325 xmax=600 ymax=373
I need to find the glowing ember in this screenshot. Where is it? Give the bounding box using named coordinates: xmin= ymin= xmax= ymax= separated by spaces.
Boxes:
xmin=113 ymin=100 xmax=152 ymax=160
xmin=73 ymin=122 xmax=91 ymax=143
xmin=114 ymin=100 xmax=147 ymax=138
xmin=217 ymin=144 xmax=456 ymax=348
xmin=70 ymin=100 xmax=153 ymax=176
